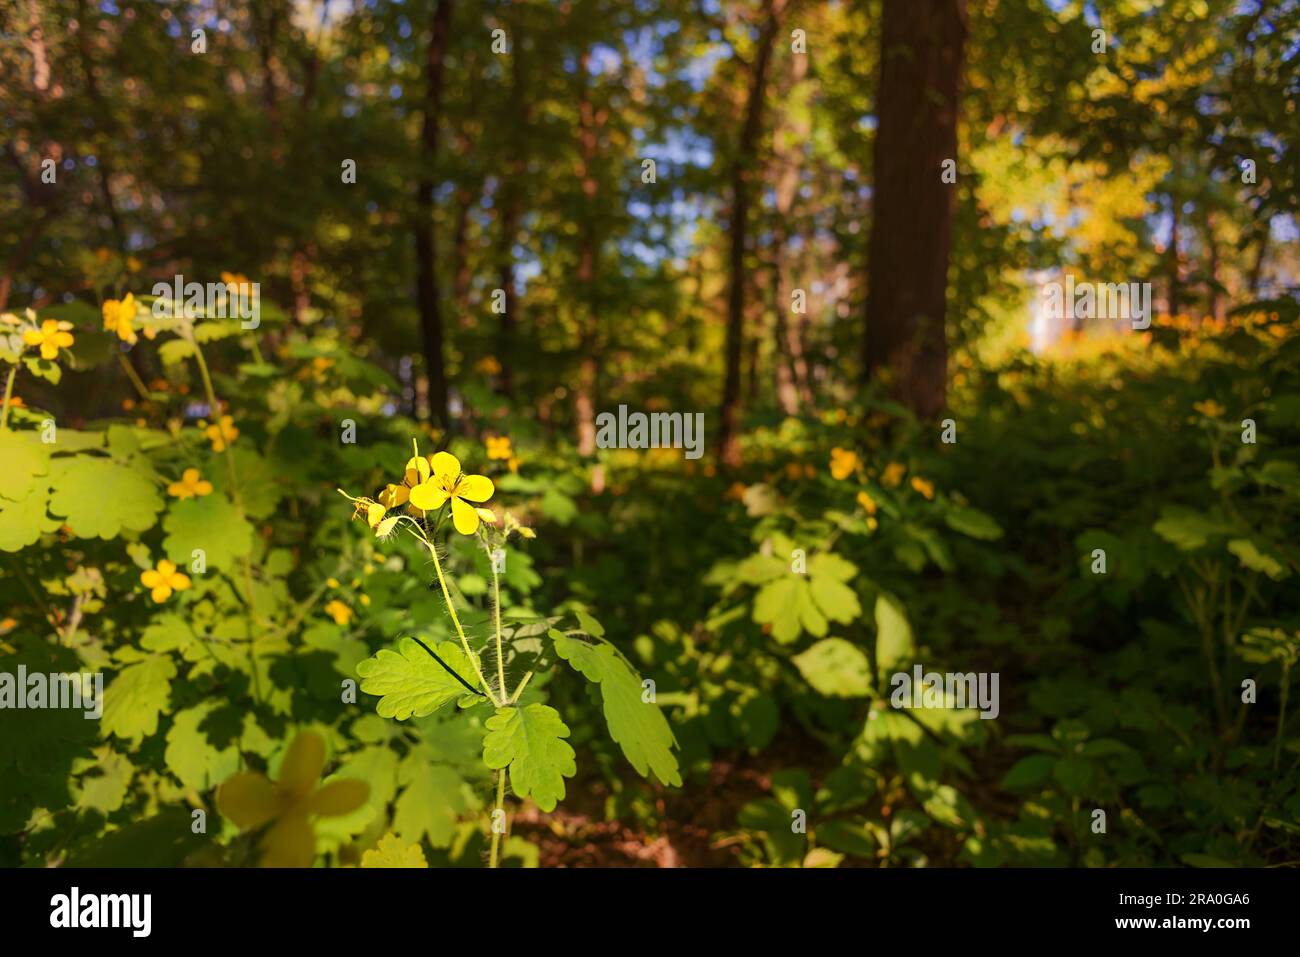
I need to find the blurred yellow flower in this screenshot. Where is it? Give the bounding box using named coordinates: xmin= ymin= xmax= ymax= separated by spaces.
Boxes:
xmin=205 ymin=415 xmax=239 ymax=451
xmin=23 ymin=319 xmax=74 ymax=361
xmin=857 ymin=490 xmax=878 ymax=514
xmin=476 ymin=355 xmax=503 ymax=376
xmin=910 ymin=476 xmax=935 ymax=500
xmin=168 ymin=467 xmax=213 ymax=499
xmin=1193 ymin=399 xmax=1225 ymax=418
xmin=141 ymin=560 xmax=191 ymax=603
xmin=882 ymin=462 xmax=906 ymax=488
xmin=408 ymin=451 xmax=495 ymax=535
xmin=486 ymin=435 xmax=513 ymax=461
xmin=217 ymin=731 xmax=369 ymax=868
xmin=323 ymin=599 xmax=354 ymax=626
xmin=829 ymin=447 xmax=860 ymax=480
xmin=102 ymin=293 xmax=138 ymax=343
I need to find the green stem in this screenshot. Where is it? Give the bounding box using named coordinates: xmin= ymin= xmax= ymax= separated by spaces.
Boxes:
xmin=0 ymin=364 xmax=16 ymax=431
xmin=488 ymin=543 xmax=507 ymax=701
xmin=422 ymin=536 xmax=500 ymax=706
xmin=489 ymin=767 xmax=507 ymax=869
xmin=115 ymin=352 xmax=151 ymax=402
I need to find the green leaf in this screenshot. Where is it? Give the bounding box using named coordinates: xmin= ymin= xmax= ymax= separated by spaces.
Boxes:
xmin=1227 ymin=538 xmax=1288 ymax=580
xmin=791 ymin=638 xmax=874 ymax=697
xmin=394 ymin=755 xmax=475 ymax=847
xmin=162 ymin=493 xmax=253 ymax=572
xmin=101 ymin=656 xmax=176 ymax=742
xmin=551 ymin=633 xmax=682 ymax=787
xmin=1000 ymin=754 xmax=1054 ymax=790
xmin=0 ymin=477 xmax=56 ymax=551
xmin=944 ymin=505 xmax=1004 ymax=540
xmin=361 ymin=833 xmax=428 ymax=868
xmin=1153 ymin=506 xmax=1230 ymax=551
xmin=1052 ymin=755 xmax=1093 ymax=794
xmin=874 ymin=593 xmax=913 ymax=674
xmin=482 ymin=704 xmax=576 ymax=812
xmin=0 ymin=431 xmax=49 ymax=501
xmin=48 ymin=456 xmax=163 ymax=539
xmin=356 ymin=637 xmax=479 ymax=719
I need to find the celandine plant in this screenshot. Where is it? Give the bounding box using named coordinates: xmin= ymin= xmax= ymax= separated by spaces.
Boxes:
xmin=339 ymin=440 xmax=682 ymax=867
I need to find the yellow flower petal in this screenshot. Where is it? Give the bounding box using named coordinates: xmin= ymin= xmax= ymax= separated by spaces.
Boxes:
xmin=170 ymin=572 xmax=191 ymax=591
xmin=451 ymin=495 xmax=480 ymax=535
xmin=278 ymin=731 xmax=326 ymax=799
xmin=408 ymin=480 xmax=449 ymax=512
xmin=366 ymin=502 xmax=386 ymax=527
xmin=140 ymin=570 xmax=162 ymax=588
xmin=217 ymin=772 xmax=282 ymax=829
xmin=305 ymin=779 xmax=370 ymax=817
xmin=259 ymin=812 xmax=316 ymax=868
xmin=457 ymin=474 xmax=494 ymax=503
xmin=428 ymin=451 xmax=461 ymax=480
xmin=150 ymin=585 xmax=172 ymax=603
xmin=404 ymin=455 xmax=430 ymax=486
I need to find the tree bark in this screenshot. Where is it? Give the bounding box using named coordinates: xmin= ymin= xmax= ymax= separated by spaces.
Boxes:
xmin=862 ymin=0 xmax=967 ymax=420
xmin=574 ymin=47 xmax=606 ymax=461
xmin=770 ymin=48 xmax=812 ymax=416
xmin=413 ymin=0 xmax=454 ymax=427
xmin=718 ymin=0 xmax=784 ymax=467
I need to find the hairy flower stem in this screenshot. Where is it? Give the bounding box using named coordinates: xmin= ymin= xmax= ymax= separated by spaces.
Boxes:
xmin=422 ymin=536 xmax=501 ymax=706
xmin=489 ymin=767 xmax=507 ymax=869
xmin=488 ymin=546 xmax=507 ymax=699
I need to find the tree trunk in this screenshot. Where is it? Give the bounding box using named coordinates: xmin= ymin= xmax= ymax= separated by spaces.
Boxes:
xmin=494 ymin=34 xmax=528 ymax=399
xmin=862 ymin=0 xmax=967 ymax=420
xmin=1167 ymin=195 xmax=1182 ymax=316
xmin=719 ymin=0 xmax=784 ymax=467
xmin=771 ymin=48 xmax=811 ymax=416
xmin=413 ymin=0 xmax=453 ymax=427
xmin=574 ymin=48 xmax=605 ymax=462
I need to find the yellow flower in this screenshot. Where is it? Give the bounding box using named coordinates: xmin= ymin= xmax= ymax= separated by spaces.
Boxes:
xmin=1193 ymin=399 xmax=1225 ymax=418
xmin=205 ymin=415 xmax=239 ymax=451
xmin=857 ymin=490 xmax=878 ymax=515
xmin=326 ymin=578 xmax=340 ymax=589
xmin=485 ymin=435 xmax=513 ymax=461
xmin=102 ymin=293 xmax=138 ymax=343
xmin=126 ymin=256 xmax=142 ymax=273
xmin=408 ymin=451 xmax=495 ymax=535
xmin=829 ymin=447 xmax=860 ymax=481
xmin=217 ymin=731 xmax=369 ymax=868
xmin=476 ymin=355 xmax=503 ymax=376
xmin=168 ymin=467 xmax=213 ymax=499
xmin=22 ymin=319 xmax=75 ymax=361
xmin=323 ymin=599 xmax=354 ymax=626
xmin=221 ymin=271 xmax=252 ymax=290
xmin=910 ymin=476 xmax=935 ymax=500
xmin=140 ymin=560 xmax=191 ymax=603
xmin=881 ymin=462 xmax=906 ymax=488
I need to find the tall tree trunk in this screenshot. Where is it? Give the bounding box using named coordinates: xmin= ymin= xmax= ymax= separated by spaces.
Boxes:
xmin=719 ymin=0 xmax=784 ymax=467
xmin=1205 ymin=212 xmax=1225 ymax=323
xmin=574 ymin=48 xmax=606 ymax=463
xmin=770 ymin=48 xmax=811 ymax=416
xmin=413 ymin=0 xmax=453 ymax=427
xmin=1248 ymin=226 xmax=1269 ymax=298
xmin=1167 ymin=194 xmax=1182 ymax=316
xmin=494 ymin=35 xmax=528 ymax=399
xmin=862 ymin=0 xmax=967 ymax=419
